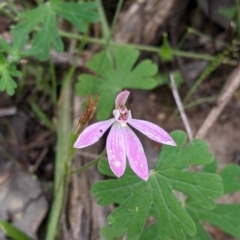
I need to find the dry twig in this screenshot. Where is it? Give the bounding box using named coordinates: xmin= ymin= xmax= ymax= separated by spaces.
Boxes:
xmin=0 ymin=107 xmax=16 ymax=117
xmin=195 ymin=64 xmax=240 ymax=139
xmin=170 ymin=74 xmax=193 ymax=140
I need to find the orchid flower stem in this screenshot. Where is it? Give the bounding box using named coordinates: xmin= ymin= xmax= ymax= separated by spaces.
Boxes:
xmin=46 ymin=72 xmax=72 ymax=240
xmin=46 ymin=28 xmax=89 ymax=240
xmin=69 ymin=149 xmax=106 ymax=175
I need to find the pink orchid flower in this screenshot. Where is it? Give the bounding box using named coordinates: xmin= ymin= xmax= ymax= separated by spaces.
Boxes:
xmin=74 ymin=90 xmax=176 ymax=181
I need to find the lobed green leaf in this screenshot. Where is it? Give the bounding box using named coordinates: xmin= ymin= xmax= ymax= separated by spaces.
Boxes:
xmin=92 ymin=131 xmax=223 ymax=239
xmin=0 ymin=55 xmax=21 ymax=95
xmin=76 ymin=46 xmax=158 ymax=120
xmin=185 ymin=162 xmax=240 ymax=239
xmin=219 ymin=164 xmax=240 ymax=194
xmin=11 ymin=1 xmax=99 ymax=61
xmin=186 ymin=202 xmax=240 ymax=239
xmin=52 ymin=2 xmax=99 ymax=32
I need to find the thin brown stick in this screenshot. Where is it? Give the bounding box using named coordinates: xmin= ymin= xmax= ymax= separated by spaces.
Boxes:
xmin=195 ymin=64 xmax=240 ymax=139
xmin=0 ymin=107 xmax=16 ymax=117
xmin=170 ymin=74 xmax=193 ymax=140
xmin=32 ymin=147 xmax=49 ymax=173
xmin=76 ymin=151 xmax=99 ymax=159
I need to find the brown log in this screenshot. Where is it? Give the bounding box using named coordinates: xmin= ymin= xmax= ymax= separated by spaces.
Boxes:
xmin=114 ymin=0 xmax=188 ymax=44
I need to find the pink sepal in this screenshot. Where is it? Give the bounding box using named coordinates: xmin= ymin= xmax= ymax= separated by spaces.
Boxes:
xmin=107 ymin=122 xmax=126 ymax=178
xmin=128 ymin=119 xmax=176 ymax=146
xmin=122 ymin=126 xmax=149 ymax=181
xmin=74 ymin=119 xmax=115 ymax=148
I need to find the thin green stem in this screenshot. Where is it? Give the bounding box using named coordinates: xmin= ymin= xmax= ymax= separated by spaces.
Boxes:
xmin=46 ymin=27 xmax=88 ymax=240
xmin=17 ymin=63 xmax=27 ymax=95
xmin=237 ymin=0 xmax=240 ymax=38
xmin=46 ymin=72 xmax=72 ymax=240
xmin=97 ymin=0 xmax=124 ymax=71
xmin=97 ymin=0 xmax=110 ymax=39
xmin=184 ymin=95 xmax=217 ymax=109
xmin=55 ymin=27 xmax=90 ymax=239
xmin=59 ymin=31 xmax=237 ymax=65
xmin=70 ymin=149 xmax=106 ymax=175
xmin=183 ymin=44 xmax=236 ymax=103
xmin=187 ymin=27 xmax=230 ymax=48
xmin=0 ymin=8 xmax=15 ymax=21
xmin=0 ymin=145 xmax=15 ymax=161
xmin=8 ymin=0 xmax=19 ymax=16
xmin=49 ymin=59 xmax=57 ymax=104
xmin=104 ymin=0 xmax=124 ymax=49
xmin=170 ymin=95 xmax=216 ymax=120
xmin=176 ymin=29 xmax=190 ymax=49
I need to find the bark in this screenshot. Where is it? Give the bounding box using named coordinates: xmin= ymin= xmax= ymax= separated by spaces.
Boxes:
xmin=114 ymin=0 xmax=188 ymax=44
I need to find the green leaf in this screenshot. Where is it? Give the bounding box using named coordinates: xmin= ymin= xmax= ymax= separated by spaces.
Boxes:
xmin=0 ymin=38 xmax=11 ymax=53
xmin=219 ymin=164 xmax=240 ymax=194
xmin=11 ymin=2 xmax=99 ymax=61
xmin=186 ymin=202 xmax=240 ymax=239
xmin=100 ymin=226 xmax=119 ymax=240
xmin=138 ymin=223 xmax=162 ymax=240
xmin=140 ymin=215 xmax=213 ymax=240
xmin=76 ymin=46 xmax=158 ymax=120
xmin=154 ymin=70 xmax=184 ymax=88
xmin=185 ymin=162 xmax=240 ymax=239
xmin=0 ymin=54 xmax=21 ymax=95
xmin=218 ymin=7 xmax=236 ymax=20
xmin=0 ymin=35 xmax=28 ymax=63
xmin=184 ymin=208 xmax=213 ymax=240
xmin=92 ymin=131 xmax=223 ymax=240
xmin=202 ymin=159 xmax=217 ymax=174
xmin=0 ymin=221 xmax=34 ymax=240
xmin=52 ymin=2 xmax=99 ymax=32
xmin=25 ymin=5 xmax=62 ymax=61
xmin=100 ymin=155 xmax=240 ymax=240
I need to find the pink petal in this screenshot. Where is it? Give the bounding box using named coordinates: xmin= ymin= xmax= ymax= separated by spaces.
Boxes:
xmin=128 ymin=119 xmax=176 ymax=146
xmin=107 ymin=122 xmax=126 ymax=178
xmin=122 ymin=125 xmax=149 ymax=181
xmin=74 ymin=119 xmax=115 ymax=148
xmin=115 ymin=90 xmax=130 ymax=108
